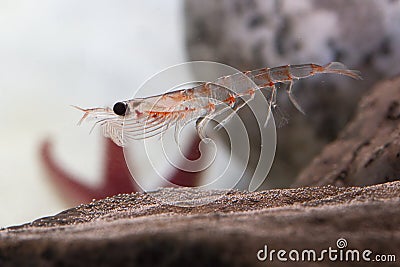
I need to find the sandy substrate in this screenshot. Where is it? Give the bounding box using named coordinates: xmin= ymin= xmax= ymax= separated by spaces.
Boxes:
xmin=1 ymin=182 xmax=399 ymax=266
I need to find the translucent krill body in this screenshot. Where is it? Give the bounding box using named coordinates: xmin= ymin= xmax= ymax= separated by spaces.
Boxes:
xmin=74 ymin=62 xmax=361 ymax=146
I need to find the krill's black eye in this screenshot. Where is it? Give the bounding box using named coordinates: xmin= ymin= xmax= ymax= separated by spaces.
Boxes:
xmin=113 ymin=102 xmax=127 ymax=116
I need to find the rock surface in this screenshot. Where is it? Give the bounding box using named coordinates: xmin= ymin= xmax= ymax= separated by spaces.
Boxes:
xmin=294 ymin=76 xmax=400 ymax=187
xmin=1 ymin=182 xmax=399 ymax=266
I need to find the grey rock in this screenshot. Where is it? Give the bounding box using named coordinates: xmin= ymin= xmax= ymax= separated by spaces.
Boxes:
xmin=184 ymin=0 xmax=400 ymax=186
xmin=294 ymin=75 xmax=400 ymax=187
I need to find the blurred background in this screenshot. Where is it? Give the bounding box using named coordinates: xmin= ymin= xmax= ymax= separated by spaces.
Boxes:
xmin=0 ymin=0 xmax=185 ymax=227
xmin=1 ymin=0 xmax=399 ymax=227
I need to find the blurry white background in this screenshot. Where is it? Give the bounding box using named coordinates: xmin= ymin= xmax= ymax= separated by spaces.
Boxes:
xmin=0 ymin=0 xmax=186 ymax=227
